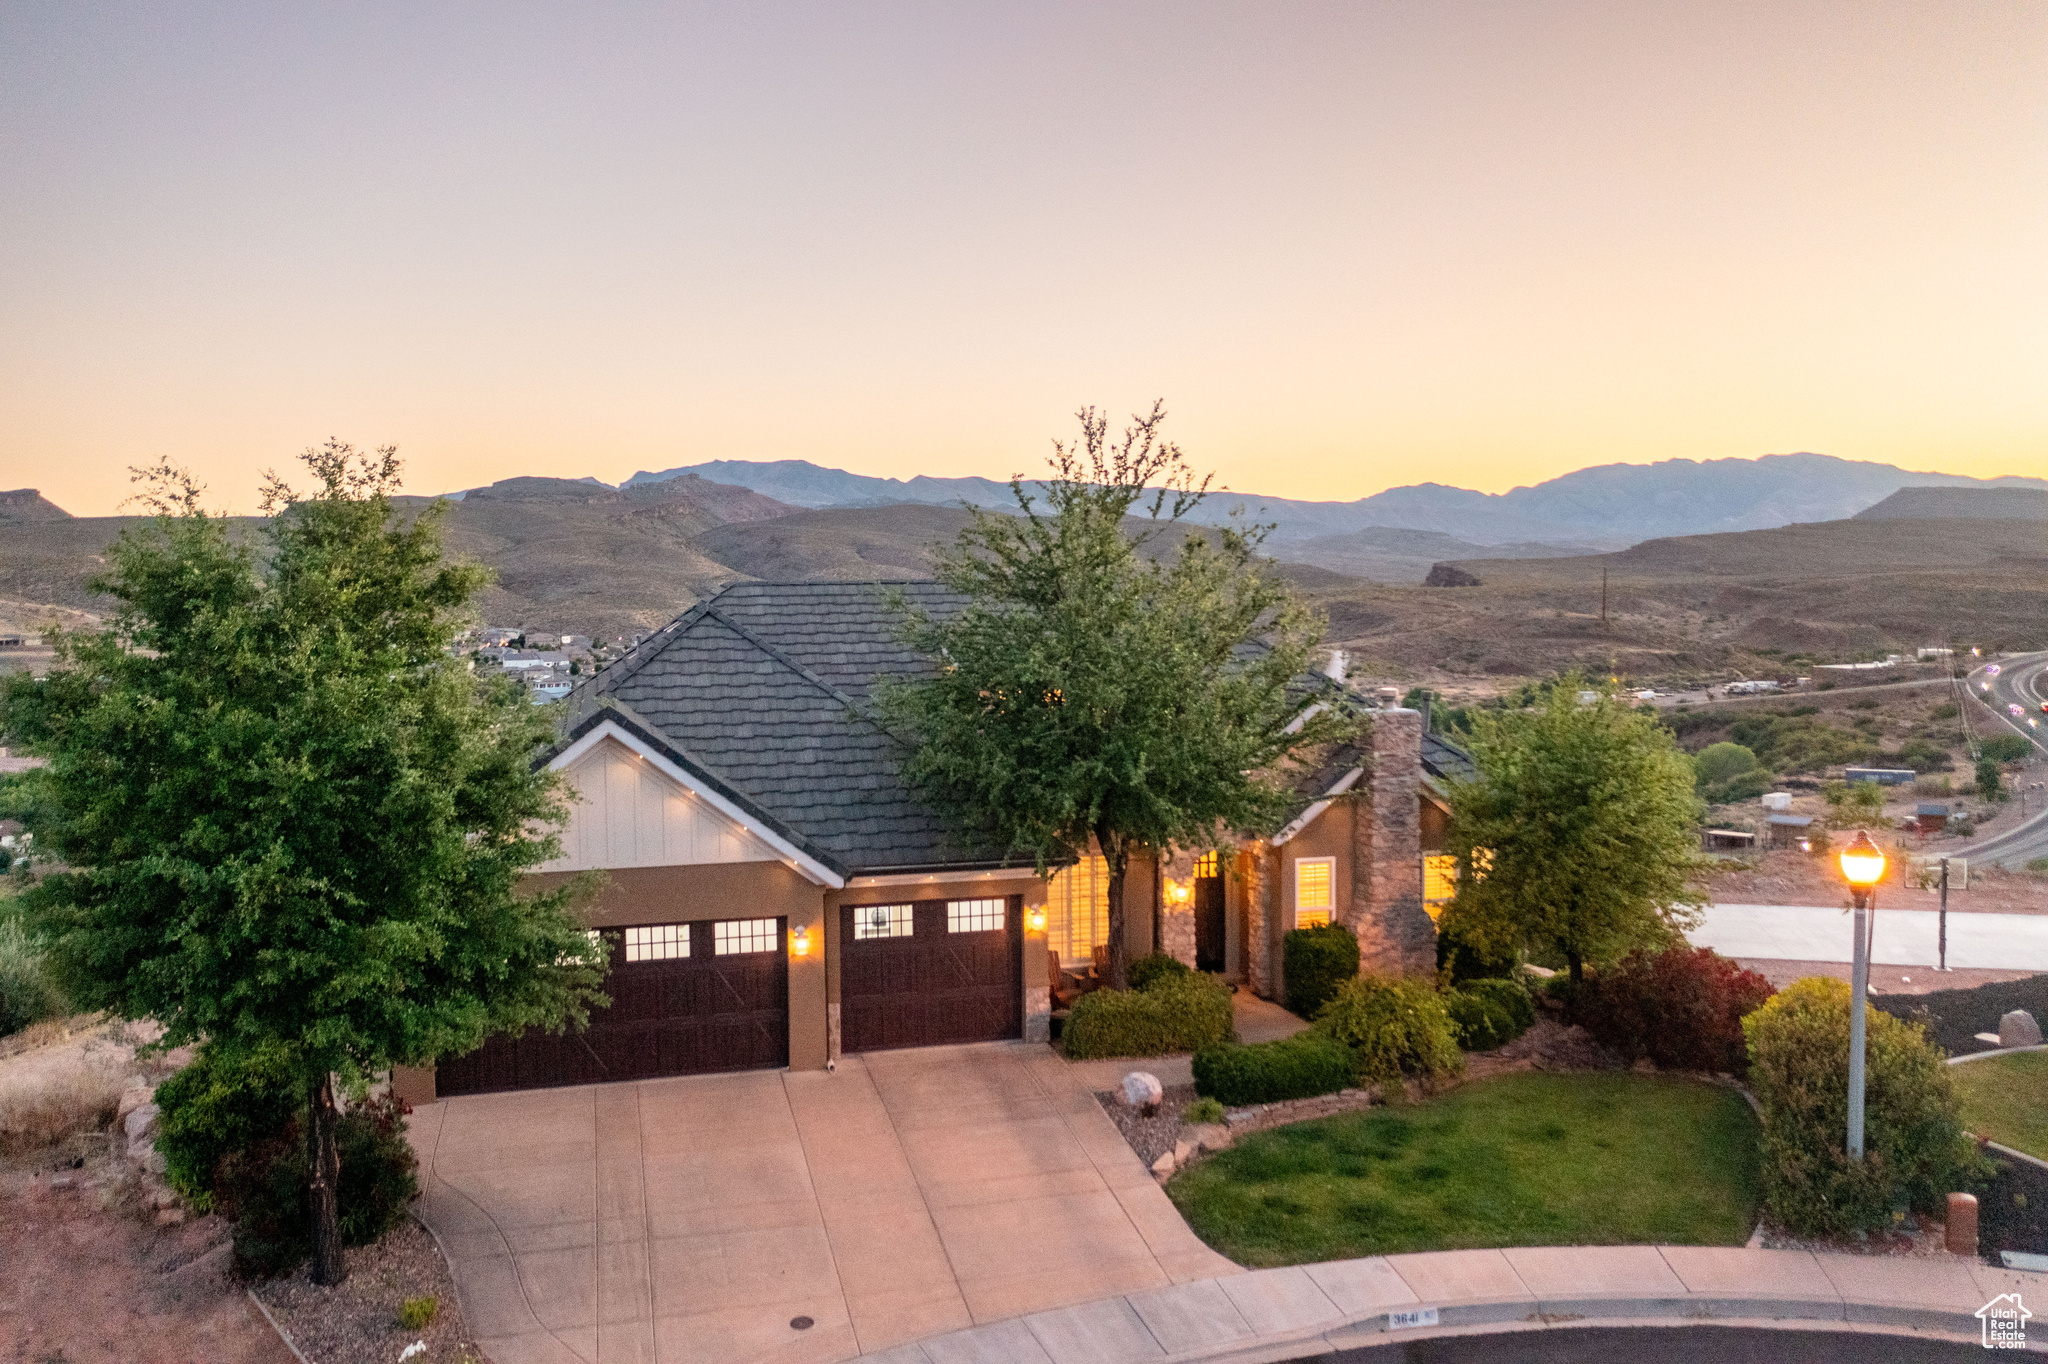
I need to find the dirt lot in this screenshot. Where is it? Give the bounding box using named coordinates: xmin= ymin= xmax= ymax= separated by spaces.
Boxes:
xmin=1707 ymin=848 xmax=2048 ymax=916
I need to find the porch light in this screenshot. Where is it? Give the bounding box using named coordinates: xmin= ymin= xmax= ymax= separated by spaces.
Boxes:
xmin=1838 ymin=831 xmax=1885 ymax=898
xmin=790 ymin=925 xmax=810 ymax=957
xmin=1027 ymin=905 xmax=1046 ymax=933
xmin=1167 ymin=880 xmax=1192 ymax=906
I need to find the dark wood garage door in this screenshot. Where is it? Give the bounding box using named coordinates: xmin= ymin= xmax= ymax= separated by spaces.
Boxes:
xmin=840 ymin=896 xmax=1021 ymax=1053
xmin=436 ymin=917 xmax=789 ymax=1096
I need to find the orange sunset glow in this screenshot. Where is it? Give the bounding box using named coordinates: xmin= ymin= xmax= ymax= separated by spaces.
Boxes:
xmin=1 ymin=3 xmax=2043 ymax=514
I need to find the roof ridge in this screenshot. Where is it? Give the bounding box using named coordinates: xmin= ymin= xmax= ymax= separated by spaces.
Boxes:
xmin=698 ymin=606 xmax=864 ymax=714
xmin=584 ymin=599 xmax=716 ymax=698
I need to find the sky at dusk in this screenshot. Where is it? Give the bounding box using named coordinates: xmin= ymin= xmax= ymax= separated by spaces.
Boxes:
xmin=3 ymin=2 xmax=2044 ymax=516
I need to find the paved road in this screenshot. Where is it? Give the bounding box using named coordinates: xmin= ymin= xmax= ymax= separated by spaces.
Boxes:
xmin=1691 ymin=903 xmax=2048 ymax=970
xmin=1313 ymin=1324 xmax=1990 ymax=1361
xmin=1965 ymin=650 xmax=2048 ymax=866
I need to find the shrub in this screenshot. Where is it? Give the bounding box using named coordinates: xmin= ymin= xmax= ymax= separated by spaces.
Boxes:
xmin=1744 ymin=977 xmax=1980 ymax=1237
xmin=1701 ymin=769 xmax=1775 ymax=806
xmin=1435 ymin=914 xmax=1518 ymax=984
xmin=1182 ymin=1097 xmax=1226 ymax=1125
xmin=1695 ymin=742 xmax=1760 ymax=787
xmin=1572 ymin=946 xmax=1773 ymax=1075
xmin=398 ymin=1295 xmax=440 ymax=1330
xmin=1127 ymin=952 xmax=1192 ymax=992
xmin=1445 ymin=977 xmax=1535 ymax=1051
xmin=1978 ymin=757 xmax=2005 ymax=800
xmin=154 ymin=1043 xmax=302 ymax=1210
xmin=1192 ymin=1032 xmax=1355 ymax=1106
xmin=1061 ymin=974 xmax=1234 ymax=1059
xmin=1312 ymin=974 xmax=1464 ymax=1089
xmin=1982 ymin=735 xmax=2031 ymax=764
xmin=214 ymin=1094 xmax=420 ymax=1278
xmin=1283 ymin=923 xmax=1359 ymax=1020
xmin=0 ymin=918 xmax=65 ymax=1037
xmin=0 ymin=1055 xmax=125 ymax=1158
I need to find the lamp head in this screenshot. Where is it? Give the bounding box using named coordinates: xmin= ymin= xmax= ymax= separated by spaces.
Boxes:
xmin=791 ymin=925 xmax=811 ymax=957
xmin=1027 ymin=905 xmax=1046 ymax=933
xmin=1838 ymin=830 xmax=1886 ymax=891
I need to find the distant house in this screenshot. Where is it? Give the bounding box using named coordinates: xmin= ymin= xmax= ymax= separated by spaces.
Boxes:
xmin=529 ymin=675 xmax=573 ymax=703
xmin=497 ymin=650 xmax=569 ymax=671
xmin=479 ymin=627 xmax=520 ymax=647
xmin=1913 ymin=802 xmax=1949 ymax=835
xmin=1765 ymin=813 xmax=1814 ymax=849
xmin=0 ymin=633 xmax=24 ymax=648
xmin=1845 ymin=766 xmax=1916 ymax=786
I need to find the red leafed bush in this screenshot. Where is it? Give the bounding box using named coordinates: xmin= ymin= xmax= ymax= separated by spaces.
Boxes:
xmin=1572 ymin=946 xmax=1775 ymax=1075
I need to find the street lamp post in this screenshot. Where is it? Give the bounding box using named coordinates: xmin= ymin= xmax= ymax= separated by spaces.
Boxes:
xmin=1839 ymin=830 xmax=1887 ymax=1160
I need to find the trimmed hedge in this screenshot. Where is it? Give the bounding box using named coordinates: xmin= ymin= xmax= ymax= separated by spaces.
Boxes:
xmin=1573 ymin=946 xmax=1774 ymax=1075
xmin=1745 ymin=976 xmax=1980 ymax=1237
xmin=1061 ymin=973 xmax=1235 ymax=1059
xmin=1313 ymin=974 xmax=1464 ymax=1088
xmin=1192 ymin=1032 xmax=1356 ymax=1106
xmin=1445 ymin=978 xmax=1535 ymax=1051
xmin=155 ymin=1042 xmax=302 ymax=1211
xmin=1127 ymin=952 xmax=1193 ymax=992
xmin=1283 ymin=924 xmax=1359 ymax=1020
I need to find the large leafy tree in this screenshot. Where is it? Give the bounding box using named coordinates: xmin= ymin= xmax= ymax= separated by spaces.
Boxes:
xmin=0 ymin=443 xmax=605 ymax=1284
xmin=1439 ymin=675 xmax=1704 ymax=984
xmin=874 ymin=403 xmax=1349 ymax=988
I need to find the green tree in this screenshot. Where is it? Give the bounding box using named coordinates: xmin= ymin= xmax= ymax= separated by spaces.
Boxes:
xmin=0 ymin=444 xmax=605 ymax=1284
xmin=873 ymin=403 xmax=1350 ymax=989
xmin=1440 ymin=674 xmax=1704 ymax=984
xmin=1693 ymin=741 xmax=1759 ymax=787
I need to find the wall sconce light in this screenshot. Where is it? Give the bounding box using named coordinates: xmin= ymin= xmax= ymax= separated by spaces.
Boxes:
xmin=791 ymin=925 xmax=811 ymax=957
xmin=1027 ymin=905 xmax=1046 ymax=933
xmin=1168 ymin=880 xmax=1192 ymax=906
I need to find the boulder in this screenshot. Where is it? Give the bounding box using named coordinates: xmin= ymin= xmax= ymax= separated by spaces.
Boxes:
xmin=124 ymin=1102 xmax=159 ymax=1149
xmin=116 ymin=1083 xmax=154 ymax=1124
xmin=1173 ymin=1138 xmax=1196 ymax=1167
xmin=1187 ymin=1123 xmax=1233 ymax=1154
xmin=2000 ymin=1011 xmax=2043 ymax=1049
xmin=1121 ymin=1071 xmax=1164 ymax=1113
xmin=1150 ymin=1150 xmax=1176 ymax=1180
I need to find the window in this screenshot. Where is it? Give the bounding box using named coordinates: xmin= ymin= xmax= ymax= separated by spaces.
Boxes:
xmin=624 ymin=923 xmax=688 ymax=962
xmin=559 ymin=929 xmax=605 ymax=966
xmin=1045 ymin=855 xmax=1110 ymax=965
xmin=852 ymin=903 xmax=915 ymax=941
xmin=1424 ymin=855 xmax=1458 ymax=918
xmin=947 ymin=898 xmax=1005 ymax=933
xmin=1294 ymin=856 xmax=1334 ymax=929
xmin=1192 ymin=850 xmax=1218 ymax=878
xmin=714 ymin=918 xmax=781 ymax=955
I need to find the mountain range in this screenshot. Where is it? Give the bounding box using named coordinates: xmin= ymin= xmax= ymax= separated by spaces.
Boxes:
xmin=620 ymin=452 xmax=2048 ymax=549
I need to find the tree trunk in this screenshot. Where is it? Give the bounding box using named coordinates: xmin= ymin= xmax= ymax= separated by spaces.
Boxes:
xmin=1566 ymin=947 xmax=1584 ymax=987
xmin=308 ymin=1073 xmax=347 ymax=1286
xmin=1099 ymin=827 xmax=1130 ymax=991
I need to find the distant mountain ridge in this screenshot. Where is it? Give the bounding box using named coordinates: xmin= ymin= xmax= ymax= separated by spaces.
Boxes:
xmin=1853 ymin=486 xmax=2048 ymax=522
xmin=620 ymin=452 xmax=2048 ymax=548
xmin=0 ymin=489 xmax=73 ymax=524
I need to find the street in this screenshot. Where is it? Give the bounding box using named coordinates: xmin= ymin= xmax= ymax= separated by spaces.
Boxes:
xmin=1314 ymin=1325 xmax=1993 ymax=1361
xmin=1965 ymin=650 xmax=2048 ymax=867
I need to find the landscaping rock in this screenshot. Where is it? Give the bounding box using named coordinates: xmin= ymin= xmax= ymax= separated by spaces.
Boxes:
xmin=1999 ymin=1010 xmax=2042 ymax=1049
xmin=123 ymin=1102 xmax=160 ymax=1161
xmin=1172 ymin=1138 xmax=1196 ymax=1167
xmin=1630 ymin=1057 xmax=1658 ymax=1074
xmin=1121 ymin=1071 xmax=1164 ymax=1114
xmin=116 ymin=1082 xmax=155 ymax=1123
xmin=1150 ymin=1150 xmax=1175 ymax=1180
xmin=1187 ymin=1123 xmax=1232 ymax=1154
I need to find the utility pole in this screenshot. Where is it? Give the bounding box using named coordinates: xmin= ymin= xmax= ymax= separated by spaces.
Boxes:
xmin=1939 ymin=856 xmax=1949 ymax=972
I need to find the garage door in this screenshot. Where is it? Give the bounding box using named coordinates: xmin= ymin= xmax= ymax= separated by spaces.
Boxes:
xmin=436 ymin=917 xmax=789 ymax=1096
xmin=840 ymin=896 xmax=1021 ymax=1053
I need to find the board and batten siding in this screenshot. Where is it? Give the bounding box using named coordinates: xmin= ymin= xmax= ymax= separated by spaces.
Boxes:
xmin=542 ymin=736 xmax=780 ymax=872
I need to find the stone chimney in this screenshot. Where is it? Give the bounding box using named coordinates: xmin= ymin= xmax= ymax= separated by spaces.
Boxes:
xmin=1346 ymin=708 xmax=1436 ymax=976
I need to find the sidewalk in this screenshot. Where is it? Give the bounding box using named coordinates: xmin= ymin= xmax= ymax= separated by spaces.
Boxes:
xmin=855 ymin=1244 xmax=2048 ymax=1361
xmin=1691 ymin=903 xmax=2048 ymax=970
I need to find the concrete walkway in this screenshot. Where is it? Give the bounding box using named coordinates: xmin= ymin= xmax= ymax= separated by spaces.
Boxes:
xmin=405 ymin=1042 xmax=1236 ymax=1364
xmin=855 ymin=1245 xmax=2048 ymax=1361
xmin=1691 ymin=903 xmax=2048 ymax=970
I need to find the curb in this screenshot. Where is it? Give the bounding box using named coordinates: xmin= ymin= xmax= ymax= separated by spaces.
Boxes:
xmin=246 ymin=1288 xmax=316 ymax=1364
xmin=1949 ymin=1044 xmax=2048 ymax=1065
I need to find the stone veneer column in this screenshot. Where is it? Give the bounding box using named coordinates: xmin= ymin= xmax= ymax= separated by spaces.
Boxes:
xmin=1157 ymin=848 xmax=1198 ymax=968
xmin=1349 ymin=708 xmax=1436 ymax=976
xmin=1245 ymin=844 xmax=1274 ymax=998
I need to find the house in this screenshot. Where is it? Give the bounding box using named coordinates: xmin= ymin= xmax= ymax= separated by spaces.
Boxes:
xmin=1764 ymin=813 xmax=1814 ymax=849
xmin=495 ymin=649 xmax=570 ymax=671
xmin=479 ymin=627 xmax=521 ymax=647
xmin=1912 ymin=802 xmax=1949 ymax=835
xmin=396 ymin=582 xmax=1467 ymax=1101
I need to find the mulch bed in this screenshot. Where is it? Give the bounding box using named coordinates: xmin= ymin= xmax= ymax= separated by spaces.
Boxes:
xmin=1095 ymin=1082 xmax=1198 ymax=1167
xmin=1875 ymin=975 xmax=2048 ymax=1055
xmin=1977 ymin=1148 xmax=2048 ymax=1261
xmin=253 ymin=1217 xmax=481 ymax=1364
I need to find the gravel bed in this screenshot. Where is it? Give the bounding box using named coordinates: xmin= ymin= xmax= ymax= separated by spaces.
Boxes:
xmin=1095 ymin=1082 xmax=1199 ymax=1167
xmin=254 ymin=1217 xmax=481 ymax=1364
xmin=1876 ymin=975 xmax=2048 ymax=1055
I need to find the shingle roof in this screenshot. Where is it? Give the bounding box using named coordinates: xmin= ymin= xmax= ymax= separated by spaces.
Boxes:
xmin=552 ymin=580 xmax=1477 ymax=874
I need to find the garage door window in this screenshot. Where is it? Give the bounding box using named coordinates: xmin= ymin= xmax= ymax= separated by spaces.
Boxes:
xmin=853 ymin=904 xmax=915 ymax=940
xmin=714 ymin=918 xmax=781 ymax=954
xmin=624 ymin=924 xmax=689 ymax=962
xmin=947 ymin=898 xmax=1005 ymax=933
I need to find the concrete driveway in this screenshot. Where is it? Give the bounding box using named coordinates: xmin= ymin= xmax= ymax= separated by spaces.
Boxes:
xmin=405 ymin=1042 xmax=1237 ymax=1364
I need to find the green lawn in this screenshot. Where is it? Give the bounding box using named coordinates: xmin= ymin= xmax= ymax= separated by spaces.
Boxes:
xmin=1953 ymin=1051 xmax=2048 ymax=1160
xmin=1167 ymin=1072 xmax=1761 ymax=1266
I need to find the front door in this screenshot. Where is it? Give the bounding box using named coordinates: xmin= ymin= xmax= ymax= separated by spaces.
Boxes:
xmin=840 ymin=896 xmax=1022 ymax=1052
